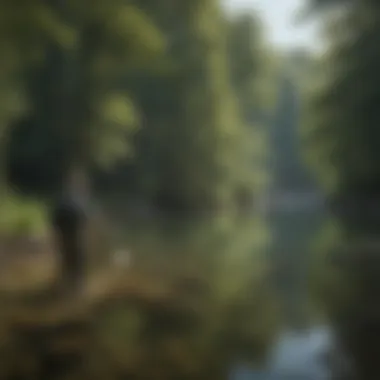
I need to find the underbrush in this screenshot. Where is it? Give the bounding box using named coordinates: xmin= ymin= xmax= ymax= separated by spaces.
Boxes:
xmin=0 ymin=194 xmax=49 ymax=239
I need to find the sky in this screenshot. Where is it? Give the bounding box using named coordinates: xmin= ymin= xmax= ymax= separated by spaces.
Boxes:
xmin=223 ymin=0 xmax=321 ymax=51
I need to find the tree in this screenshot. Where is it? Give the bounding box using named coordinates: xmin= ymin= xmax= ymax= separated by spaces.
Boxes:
xmin=226 ymin=13 xmax=276 ymax=206
xmin=8 ymin=1 xmax=164 ymax=195
xmin=0 ymin=1 xmax=72 ymax=194
xmin=303 ymin=1 xmax=380 ymax=378
xmin=108 ymin=0 xmax=252 ymax=215
xmin=304 ymin=1 xmax=380 ymax=235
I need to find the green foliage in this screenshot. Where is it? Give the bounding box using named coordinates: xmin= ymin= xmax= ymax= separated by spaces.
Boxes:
xmin=99 ymin=0 xmax=270 ymax=213
xmin=5 ymin=1 xmax=165 ymax=194
xmin=0 ymin=1 xmax=75 ymax=188
xmin=90 ymin=93 xmax=139 ymax=169
xmin=302 ymin=2 xmax=380 ymax=377
xmin=67 ymin=1 xmax=164 ymax=170
xmin=0 ymin=194 xmax=48 ymax=238
xmin=308 ymin=220 xmax=347 ymax=317
xmin=303 ymin=1 xmax=380 ymax=195
xmin=226 ymin=13 xmax=277 ymax=197
xmin=227 ymin=13 xmax=276 ymax=117
xmin=3 ymin=0 xmax=272 ymax=217
xmin=95 ymin=306 xmax=143 ymax=361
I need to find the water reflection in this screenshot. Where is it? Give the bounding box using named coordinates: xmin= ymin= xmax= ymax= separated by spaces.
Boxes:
xmin=230 ymin=325 xmax=333 ymax=380
xmin=111 ymin=215 xmax=281 ymax=373
xmin=111 ymin=209 xmax=332 ymax=379
xmin=268 ymin=325 xmax=332 ymax=380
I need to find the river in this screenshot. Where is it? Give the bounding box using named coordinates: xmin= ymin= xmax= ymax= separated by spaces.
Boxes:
xmin=107 ymin=206 xmax=331 ymax=376
xmin=230 ymin=325 xmax=333 ymax=380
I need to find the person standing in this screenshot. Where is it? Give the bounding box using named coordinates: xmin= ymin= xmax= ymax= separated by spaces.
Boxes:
xmin=51 ymin=168 xmax=90 ymax=293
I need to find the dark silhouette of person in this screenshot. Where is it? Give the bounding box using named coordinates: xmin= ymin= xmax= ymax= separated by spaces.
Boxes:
xmin=51 ymin=168 xmax=89 ymax=293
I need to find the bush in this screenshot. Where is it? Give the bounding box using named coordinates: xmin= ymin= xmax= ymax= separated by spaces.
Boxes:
xmin=0 ymin=194 xmax=49 ymax=239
